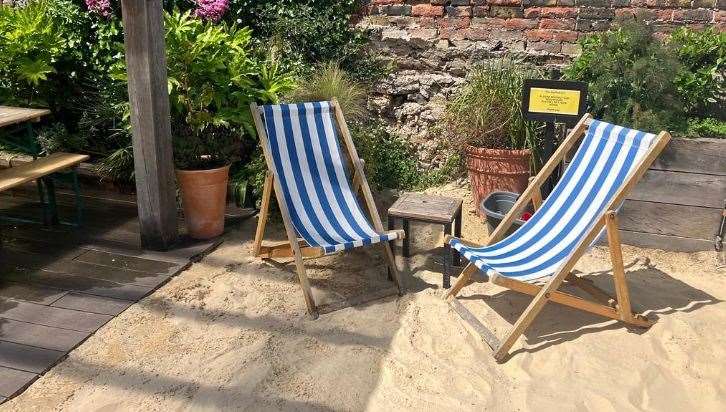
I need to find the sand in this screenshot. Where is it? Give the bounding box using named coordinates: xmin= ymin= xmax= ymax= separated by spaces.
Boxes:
xmin=3 ymin=184 xmax=725 ymax=411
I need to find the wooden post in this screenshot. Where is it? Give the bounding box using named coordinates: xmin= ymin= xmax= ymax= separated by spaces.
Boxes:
xmin=121 ymin=0 xmax=178 ymax=250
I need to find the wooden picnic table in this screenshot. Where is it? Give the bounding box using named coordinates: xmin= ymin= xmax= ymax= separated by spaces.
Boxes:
xmin=0 ymin=106 xmax=51 ymax=128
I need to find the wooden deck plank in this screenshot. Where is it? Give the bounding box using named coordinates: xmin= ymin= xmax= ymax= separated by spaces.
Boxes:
xmin=0 ymin=366 xmax=37 ymax=398
xmin=73 ymin=249 xmax=179 ymax=275
xmin=51 ymin=293 xmax=133 ymax=316
xmin=0 ymin=283 xmax=68 ymax=306
xmin=0 ymin=341 xmax=65 ymax=373
xmin=0 ymin=298 xmax=112 ymax=333
xmin=0 ymin=319 xmax=88 ymax=352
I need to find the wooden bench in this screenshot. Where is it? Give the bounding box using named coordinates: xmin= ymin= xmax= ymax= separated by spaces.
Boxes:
xmin=0 ymin=152 xmax=89 ymax=227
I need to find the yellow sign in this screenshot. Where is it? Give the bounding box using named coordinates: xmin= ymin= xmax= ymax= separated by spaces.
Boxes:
xmin=528 ymin=87 xmax=581 ymax=116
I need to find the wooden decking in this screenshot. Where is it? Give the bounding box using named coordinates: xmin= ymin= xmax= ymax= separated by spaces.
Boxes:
xmin=0 ymin=185 xmax=241 ymax=403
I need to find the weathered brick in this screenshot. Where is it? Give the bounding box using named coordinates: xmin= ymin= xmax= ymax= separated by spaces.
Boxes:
xmin=575 ymin=18 xmax=612 ymax=30
xmin=451 ymin=0 xmax=472 ymax=5
xmin=562 ymin=42 xmax=583 ymax=56
xmin=473 ymin=6 xmax=489 ymax=17
xmin=644 ymin=0 xmax=679 ymax=7
xmin=471 ymin=17 xmax=507 ymax=27
xmin=527 ymin=40 xmax=562 ymax=53
xmin=717 ymin=11 xmax=726 ymax=23
xmin=524 ymin=7 xmax=578 ymax=18
xmin=439 ymin=17 xmax=472 ymax=30
xmin=447 ymin=5 xmax=473 ymax=17
xmin=718 ymin=0 xmax=726 ymax=10
xmin=387 ymin=4 xmax=412 ymax=15
xmin=464 ymin=27 xmax=491 ymax=40
xmin=526 ymin=28 xmax=580 ymax=41
xmin=673 ymin=9 xmax=713 ymax=22
xmin=575 ymin=0 xmax=608 ymax=6
xmin=505 ymin=18 xmax=540 ymax=29
xmin=611 ymin=0 xmax=631 ymax=6
xmin=579 ymin=7 xmax=615 ymax=19
xmin=411 ymin=4 xmax=445 ymax=17
xmin=489 ymin=5 xmax=524 ymax=17
xmin=558 ymin=0 xmax=576 ymax=4
xmin=371 ymin=0 xmax=402 ymax=4
xmin=487 ymin=0 xmax=522 ymax=5
xmin=540 ymin=18 xmax=577 ymax=29
xmin=529 ymin=0 xmax=558 ymax=4
xmin=615 ymin=7 xmax=657 ymax=19
xmin=691 ymin=0 xmax=715 ymax=7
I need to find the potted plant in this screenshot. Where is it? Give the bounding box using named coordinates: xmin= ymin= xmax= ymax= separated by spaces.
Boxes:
xmin=163 ymin=11 xmax=293 ymax=239
xmin=444 ymin=59 xmax=542 ymax=212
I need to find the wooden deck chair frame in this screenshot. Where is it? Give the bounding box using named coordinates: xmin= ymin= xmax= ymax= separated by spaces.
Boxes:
xmin=249 ymin=99 xmax=404 ymax=319
xmin=444 ymin=114 xmax=672 ymax=362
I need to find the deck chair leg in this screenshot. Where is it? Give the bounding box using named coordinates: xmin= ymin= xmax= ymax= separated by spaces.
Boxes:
xmin=292 ymin=252 xmax=319 ymax=319
xmin=494 ymin=268 xmax=571 ymax=362
xmin=253 ymin=172 xmax=273 ymax=257
xmin=382 ymin=242 xmax=404 ymax=294
xmin=444 ymin=262 xmax=478 ymax=300
xmin=605 ymin=211 xmax=636 ymax=323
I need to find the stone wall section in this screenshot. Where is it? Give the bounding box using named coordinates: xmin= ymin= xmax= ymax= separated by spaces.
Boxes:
xmin=358 ymin=0 xmax=724 ymax=166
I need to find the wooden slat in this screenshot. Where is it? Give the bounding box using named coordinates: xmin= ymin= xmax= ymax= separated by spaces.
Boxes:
xmin=0 ymin=298 xmax=112 ymax=333
xmin=449 ymin=298 xmax=501 ymax=351
xmin=619 ymin=200 xmax=720 ymax=240
xmin=617 ymin=230 xmax=714 ymax=252
xmin=650 ymin=137 xmax=726 ymax=175
xmin=0 ymin=106 xmax=50 ymax=128
xmin=628 ymin=169 xmax=724 ymax=208
xmin=0 ymin=341 xmax=65 ymax=374
xmin=0 ymin=153 xmax=88 ymax=192
xmin=0 ymin=319 xmax=88 ymax=352
xmin=388 ymin=192 xmax=462 ymax=223
xmin=0 ymin=366 xmax=36 ymax=398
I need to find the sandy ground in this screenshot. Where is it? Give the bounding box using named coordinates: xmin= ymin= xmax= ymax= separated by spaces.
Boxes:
xmin=4 ymin=184 xmax=725 ymax=411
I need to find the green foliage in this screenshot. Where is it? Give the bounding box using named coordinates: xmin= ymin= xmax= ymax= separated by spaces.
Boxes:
xmin=288 ymin=61 xmax=366 ymax=119
xmin=109 ymin=10 xmax=297 ymax=170
xmin=226 ymin=0 xmax=387 ymax=83
xmin=565 ymin=22 xmax=725 ymax=134
xmin=444 ymin=59 xmax=543 ymax=156
xmin=36 ymin=122 xmax=88 ymax=154
xmin=564 ymin=22 xmax=683 ymax=131
xmin=669 ymin=27 xmax=725 ymax=118
xmin=0 ymin=0 xmax=82 ymax=105
xmin=351 ymin=121 xmax=421 ymax=190
xmin=685 ymin=118 xmax=726 ymax=138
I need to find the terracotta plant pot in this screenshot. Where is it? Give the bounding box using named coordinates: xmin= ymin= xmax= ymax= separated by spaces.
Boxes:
xmin=465 ymin=145 xmax=531 ymax=215
xmin=176 ymin=164 xmax=230 ymax=239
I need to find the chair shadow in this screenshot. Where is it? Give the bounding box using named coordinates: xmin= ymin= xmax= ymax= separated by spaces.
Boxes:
xmin=459 ymin=257 xmax=722 ymax=359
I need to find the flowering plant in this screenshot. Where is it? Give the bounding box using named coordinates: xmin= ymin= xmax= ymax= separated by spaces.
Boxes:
xmin=194 ymin=0 xmax=229 ymax=22
xmin=85 ymin=0 xmax=111 ymax=17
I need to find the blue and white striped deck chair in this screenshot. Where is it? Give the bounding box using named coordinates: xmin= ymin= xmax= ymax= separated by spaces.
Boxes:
xmin=250 ymin=100 xmax=404 ymax=318
xmin=445 ymin=114 xmax=671 ymax=362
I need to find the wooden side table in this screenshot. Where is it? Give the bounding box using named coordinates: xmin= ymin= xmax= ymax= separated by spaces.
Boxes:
xmin=387 ymin=192 xmax=463 ymax=288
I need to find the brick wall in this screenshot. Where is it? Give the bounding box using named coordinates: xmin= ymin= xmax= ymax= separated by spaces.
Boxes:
xmin=358 ymin=0 xmax=724 ymax=166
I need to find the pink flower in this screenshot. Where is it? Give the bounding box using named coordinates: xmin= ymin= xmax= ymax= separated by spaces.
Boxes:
xmin=85 ymin=0 xmax=111 ymax=17
xmin=194 ymin=0 xmax=229 ymax=22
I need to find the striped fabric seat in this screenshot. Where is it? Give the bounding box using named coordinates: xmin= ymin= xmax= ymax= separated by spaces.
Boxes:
xmin=451 ymin=120 xmax=657 ymax=284
xmin=260 ymin=101 xmax=399 ymax=255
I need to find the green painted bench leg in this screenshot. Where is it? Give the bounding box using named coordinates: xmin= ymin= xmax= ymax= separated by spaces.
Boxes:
xmin=71 ymin=169 xmax=83 ymax=227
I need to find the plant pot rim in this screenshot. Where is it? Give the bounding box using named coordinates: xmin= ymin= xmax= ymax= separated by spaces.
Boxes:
xmin=175 ymin=164 xmax=231 ymax=175
xmin=465 ymin=145 xmax=531 ymax=156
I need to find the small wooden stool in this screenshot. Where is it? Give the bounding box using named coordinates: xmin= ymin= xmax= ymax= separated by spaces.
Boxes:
xmin=387 ymin=192 xmax=463 ymax=288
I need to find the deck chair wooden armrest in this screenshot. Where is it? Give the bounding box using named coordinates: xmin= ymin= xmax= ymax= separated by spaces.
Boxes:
xmin=445 ymin=113 xmax=671 ymax=362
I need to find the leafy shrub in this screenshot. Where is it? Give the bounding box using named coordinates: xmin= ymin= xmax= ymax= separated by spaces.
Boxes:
xmin=36 ymin=122 xmax=88 ymax=154
xmin=668 ymin=27 xmax=725 ymax=118
xmin=227 ymin=0 xmax=387 ymax=83
xmin=0 ymin=0 xmax=82 ymax=105
xmin=685 ymin=118 xmax=726 ymax=138
xmin=564 ymin=21 xmax=684 ymax=131
xmin=444 ymin=59 xmax=543 ymax=154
